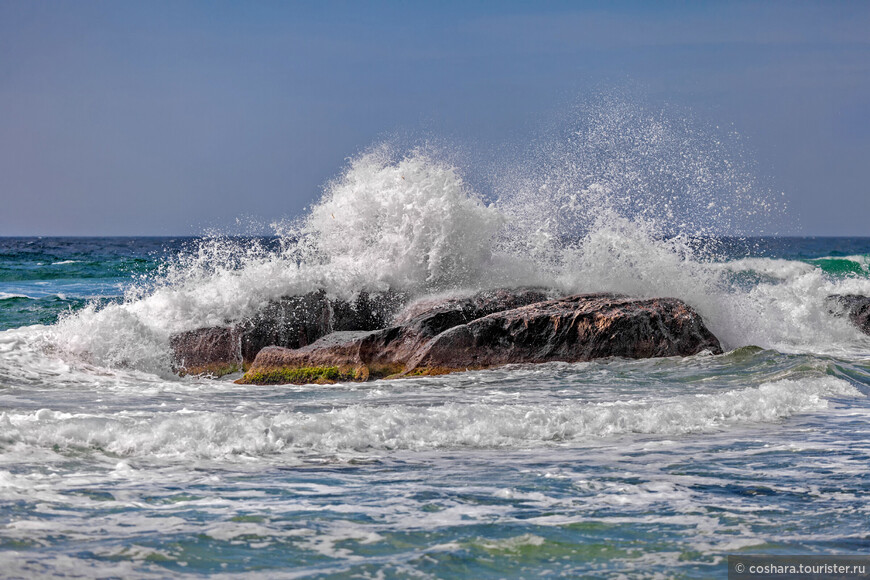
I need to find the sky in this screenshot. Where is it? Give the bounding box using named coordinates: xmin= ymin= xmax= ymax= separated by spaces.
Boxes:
xmin=0 ymin=0 xmax=868 ymax=236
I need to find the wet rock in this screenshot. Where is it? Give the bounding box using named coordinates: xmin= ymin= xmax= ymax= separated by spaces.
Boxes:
xmin=332 ymin=290 xmax=408 ymax=332
xmin=825 ymin=294 xmax=870 ymax=335
xmin=411 ymin=294 xmax=723 ymax=371
xmin=238 ymin=291 xmax=333 ymax=364
xmin=236 ymin=332 xmax=382 ymax=384
xmin=392 ymin=287 xmax=553 ymax=329
xmin=169 ymin=326 xmax=243 ymax=377
xmin=237 ymin=291 xmax=722 ymax=385
xmin=170 ymin=290 xmax=406 ymax=377
xmin=236 ymin=287 xmax=553 ymax=384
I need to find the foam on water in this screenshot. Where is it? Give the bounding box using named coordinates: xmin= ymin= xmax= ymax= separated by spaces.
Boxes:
xmin=0 ymin=293 xmax=31 ymax=300
xmin=298 ymin=146 xmax=505 ymax=292
xmin=0 ymin=382 xmax=867 ymax=578
xmin=714 ymin=257 xmax=817 ymax=281
xmin=42 ymin=150 xmax=523 ymax=371
xmin=0 ymin=376 xmax=856 ymax=460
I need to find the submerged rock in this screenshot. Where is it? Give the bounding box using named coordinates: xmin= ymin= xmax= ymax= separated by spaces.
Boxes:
xmin=170 ymin=290 xmax=406 ymax=377
xmin=825 ymin=294 xmax=870 ymax=335
xmin=237 ymin=291 xmax=722 ymax=385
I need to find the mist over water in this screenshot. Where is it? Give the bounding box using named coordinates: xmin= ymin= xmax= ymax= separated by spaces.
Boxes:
xmin=495 ymin=95 xmax=777 ymax=245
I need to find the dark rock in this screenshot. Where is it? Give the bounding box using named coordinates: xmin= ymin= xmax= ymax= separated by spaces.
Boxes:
xmin=825 ymin=294 xmax=870 ymax=335
xmin=238 ymin=291 xmax=333 ymax=363
xmin=371 ymin=287 xmax=555 ymax=368
xmin=170 ymin=290 xmax=407 ymax=377
xmin=237 ymin=291 xmax=722 ymax=385
xmin=332 ymin=290 xmax=407 ymax=332
xmin=169 ymin=326 xmax=243 ymax=377
xmin=410 ymin=294 xmax=723 ymax=371
xmin=392 ymin=287 xmax=553 ymax=328
xmin=236 ymin=287 xmax=553 ymax=384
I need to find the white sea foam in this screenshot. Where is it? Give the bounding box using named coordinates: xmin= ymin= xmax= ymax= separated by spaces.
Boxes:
xmin=814 ymin=254 xmax=870 ymax=270
xmin=300 ymin=146 xmax=505 ymax=292
xmin=0 ymin=292 xmax=31 ymax=300
xmin=0 ymin=376 xmax=856 ymax=459
xmin=44 ymin=150 xmax=521 ymax=370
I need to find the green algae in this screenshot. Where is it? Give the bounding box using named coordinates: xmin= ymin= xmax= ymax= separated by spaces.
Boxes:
xmin=237 ymin=362 xmax=410 ymax=385
xmin=237 ymin=365 xmax=355 ymax=385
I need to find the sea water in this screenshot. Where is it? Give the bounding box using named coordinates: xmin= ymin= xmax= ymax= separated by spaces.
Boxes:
xmin=2 ymin=113 xmax=870 ymax=578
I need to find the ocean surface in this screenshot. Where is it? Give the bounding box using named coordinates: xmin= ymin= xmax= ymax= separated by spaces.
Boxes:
xmin=1 ymin=231 xmax=869 ymax=579
xmin=2 ymin=144 xmax=870 ymax=578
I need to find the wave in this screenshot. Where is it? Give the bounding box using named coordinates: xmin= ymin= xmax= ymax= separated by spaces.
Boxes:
xmin=0 ymin=292 xmax=32 ymax=300
xmin=0 ymin=292 xmax=83 ymax=301
xmin=18 ymin=97 xmax=868 ymax=373
xmin=808 ymin=255 xmax=870 ymax=278
xmin=0 ymin=376 xmax=857 ymax=458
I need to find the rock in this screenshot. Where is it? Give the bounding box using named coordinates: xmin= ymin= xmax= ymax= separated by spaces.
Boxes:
xmin=370 ymin=287 xmax=555 ymax=368
xmin=237 ymin=291 xmax=722 ymax=385
xmin=169 ymin=326 xmax=243 ymax=377
xmin=333 ymin=290 xmax=407 ymax=332
xmin=170 ymin=290 xmax=407 ymax=377
xmin=392 ymin=287 xmax=553 ymax=328
xmin=410 ymin=294 xmax=723 ymax=371
xmin=236 ymin=332 xmax=383 ymax=384
xmin=236 ymin=287 xmax=553 ymax=384
xmin=238 ymin=291 xmax=333 ymax=364
xmin=825 ymin=294 xmax=870 ymax=335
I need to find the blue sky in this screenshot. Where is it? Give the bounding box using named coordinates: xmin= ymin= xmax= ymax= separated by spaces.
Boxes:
xmin=1 ymin=1 xmax=868 ymax=236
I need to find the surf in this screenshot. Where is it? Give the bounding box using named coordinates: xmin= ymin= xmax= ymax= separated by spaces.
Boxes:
xmin=0 ymin=96 xmax=866 ymax=392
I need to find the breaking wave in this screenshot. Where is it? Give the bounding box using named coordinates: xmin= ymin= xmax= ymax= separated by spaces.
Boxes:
xmin=18 ymin=95 xmax=869 ymax=373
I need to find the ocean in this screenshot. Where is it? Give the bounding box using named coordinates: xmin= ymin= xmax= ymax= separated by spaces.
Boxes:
xmin=2 ymin=152 xmax=870 ymax=578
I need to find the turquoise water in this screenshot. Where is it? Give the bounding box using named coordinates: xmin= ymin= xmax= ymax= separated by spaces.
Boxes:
xmin=1 ymin=236 xmax=870 ymax=578
xmin=0 ymin=237 xmax=168 ymax=330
